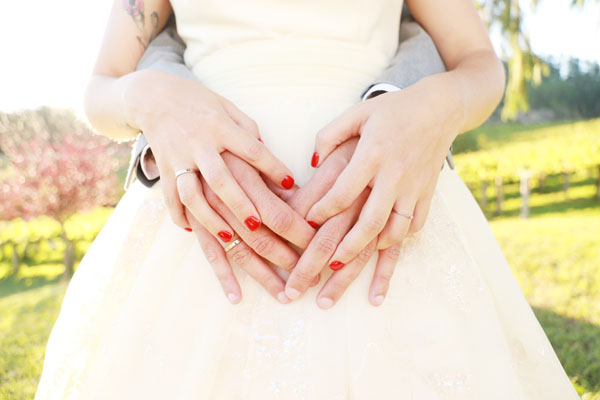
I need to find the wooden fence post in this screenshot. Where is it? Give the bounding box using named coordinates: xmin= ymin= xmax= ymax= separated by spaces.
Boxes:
xmin=562 ymin=171 xmax=570 ymax=199
xmin=519 ymin=169 xmax=532 ymax=219
xmin=480 ymin=180 xmax=488 ymax=212
xmin=495 ymin=175 xmax=503 ymax=214
xmin=596 ymin=165 xmax=600 ymax=199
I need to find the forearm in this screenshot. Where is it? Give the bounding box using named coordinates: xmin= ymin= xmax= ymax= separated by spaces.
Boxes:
xmin=84 ymin=73 xmax=140 ymax=141
xmin=403 ymin=48 xmax=505 ymax=142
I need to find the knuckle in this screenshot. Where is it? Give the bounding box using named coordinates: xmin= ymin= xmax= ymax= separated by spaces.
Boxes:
xmin=203 ymin=248 xmax=220 ymax=264
xmin=314 ymin=236 xmax=338 ymax=255
xmin=330 ymin=195 xmax=350 ymax=213
xmin=229 ymin=246 xmax=253 ymax=266
xmin=249 ymin=235 xmax=275 ymax=255
xmin=177 ymin=184 xmax=196 ymax=205
xmin=202 ymin=110 xmax=222 ymax=129
xmin=293 ymin=268 xmax=316 ymax=285
xmin=202 ymin=167 xmax=227 ymax=190
xmin=270 ymin=209 xmax=294 ymax=233
xmin=363 ymin=216 xmax=387 ymax=235
xmin=384 ymin=245 xmax=402 ymax=260
xmin=377 ymin=270 xmax=394 ymax=284
xmin=355 ymin=245 xmax=374 ymax=264
xmin=243 ymin=141 xmax=264 ymax=163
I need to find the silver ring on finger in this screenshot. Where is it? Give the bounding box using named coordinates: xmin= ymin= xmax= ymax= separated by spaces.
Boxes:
xmin=391 ymin=209 xmax=414 ymax=220
xmin=175 ymin=168 xmax=199 ymax=180
xmin=224 ymin=238 xmax=242 ymax=253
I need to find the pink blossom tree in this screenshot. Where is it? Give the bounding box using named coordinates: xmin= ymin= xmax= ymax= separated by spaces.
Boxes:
xmin=0 ymin=109 xmax=127 ymax=278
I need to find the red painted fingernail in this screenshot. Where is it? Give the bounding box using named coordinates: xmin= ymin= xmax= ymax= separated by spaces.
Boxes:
xmin=257 ymin=138 xmax=263 ymax=143
xmin=329 ymin=260 xmax=345 ymax=271
xmin=217 ymin=230 xmax=233 ymax=242
xmin=184 ymin=227 xmax=192 ymax=232
xmin=311 ymin=152 xmax=319 ymax=168
xmin=307 ymin=220 xmax=319 ymax=229
xmin=281 ymin=175 xmax=294 ymax=189
xmin=244 ymin=216 xmax=261 ymax=231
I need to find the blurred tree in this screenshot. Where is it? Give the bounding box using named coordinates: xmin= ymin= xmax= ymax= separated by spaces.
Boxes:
xmin=477 ymin=0 xmax=596 ymax=120
xmin=0 ymin=113 xmax=123 ymax=278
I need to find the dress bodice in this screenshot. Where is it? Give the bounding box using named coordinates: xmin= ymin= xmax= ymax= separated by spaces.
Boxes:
xmin=170 ymin=0 xmax=404 ymax=101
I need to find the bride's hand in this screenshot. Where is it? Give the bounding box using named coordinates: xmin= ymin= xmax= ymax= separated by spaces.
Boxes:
xmin=124 ymin=69 xmax=296 ymax=240
xmin=278 ymin=138 xmax=403 ymax=308
xmin=304 ymin=85 xmax=459 ymax=284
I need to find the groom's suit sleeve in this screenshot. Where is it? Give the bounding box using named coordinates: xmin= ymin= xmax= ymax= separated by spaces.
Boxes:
xmin=124 ymin=11 xmax=452 ymax=191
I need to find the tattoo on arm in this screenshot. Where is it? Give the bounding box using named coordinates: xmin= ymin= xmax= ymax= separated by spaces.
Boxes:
xmin=122 ymin=0 xmax=159 ymax=50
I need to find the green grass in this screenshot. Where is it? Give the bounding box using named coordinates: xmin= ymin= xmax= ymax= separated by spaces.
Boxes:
xmin=0 ymin=264 xmax=66 ymax=400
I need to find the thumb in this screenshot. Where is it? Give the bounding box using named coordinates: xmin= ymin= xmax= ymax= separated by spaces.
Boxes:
xmin=312 ymin=101 xmax=369 ymax=167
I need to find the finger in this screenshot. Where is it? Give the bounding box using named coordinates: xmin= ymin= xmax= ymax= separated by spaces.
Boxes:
xmin=311 ymin=101 xmax=369 ymax=167
xmin=305 ymin=143 xmax=376 ymax=225
xmin=222 ymin=153 xmax=314 ymax=249
xmin=376 ymin=196 xmax=416 ymax=250
xmin=196 ymin=152 xmax=262 ymax=232
xmin=185 ymin=208 xmax=242 ymax=304
xmin=316 ymin=239 xmax=376 ymax=309
xmin=285 ymin=190 xmax=368 ymax=300
xmin=326 ymin=176 xmax=398 ymax=269
xmin=218 ymin=96 xmax=261 ymax=139
xmin=159 ymin=164 xmax=191 ymax=231
xmin=408 ymin=185 xmax=436 ymax=236
xmin=202 ymin=178 xmax=300 ymax=272
xmin=224 ymin=126 xmax=295 ymax=190
xmin=225 ymin=239 xmax=290 ymax=304
xmin=176 ymin=171 xmax=234 ymax=243
xmin=369 ymin=244 xmax=402 ymax=306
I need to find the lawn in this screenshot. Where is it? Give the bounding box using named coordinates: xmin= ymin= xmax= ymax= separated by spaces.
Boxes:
xmin=1 ymin=119 xmax=599 ymax=399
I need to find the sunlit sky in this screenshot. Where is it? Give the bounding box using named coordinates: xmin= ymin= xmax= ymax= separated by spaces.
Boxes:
xmin=0 ymin=0 xmax=598 ymax=115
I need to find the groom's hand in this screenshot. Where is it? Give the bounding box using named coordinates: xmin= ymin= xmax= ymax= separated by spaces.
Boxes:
xmin=191 ymin=151 xmax=316 ymax=304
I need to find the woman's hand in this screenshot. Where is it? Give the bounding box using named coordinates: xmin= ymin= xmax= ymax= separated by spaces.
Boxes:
xmin=305 ymin=82 xmax=458 ymax=271
xmin=123 ymin=69 xmax=296 ymax=242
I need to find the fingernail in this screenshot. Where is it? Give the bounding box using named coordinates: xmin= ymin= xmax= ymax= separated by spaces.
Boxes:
xmin=257 ymin=138 xmax=263 ymax=143
xmin=311 ymin=152 xmax=319 ymax=168
xmin=184 ymin=227 xmax=192 ymax=232
xmin=329 ymin=260 xmax=345 ymax=271
xmin=373 ymin=295 xmax=385 ymax=306
xmin=228 ymin=293 xmax=239 ymax=303
xmin=244 ymin=216 xmax=261 ymax=231
xmin=218 ymin=230 xmax=233 ymax=242
xmin=277 ymin=291 xmax=290 ymax=304
xmin=307 ymin=220 xmax=319 ymax=229
xmin=281 ymin=175 xmax=294 ymax=190
xmin=317 ymin=297 xmax=334 ymax=309
xmin=285 ymin=287 xmax=301 ymax=300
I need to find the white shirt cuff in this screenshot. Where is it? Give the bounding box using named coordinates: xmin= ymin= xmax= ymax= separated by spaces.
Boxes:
xmin=140 ymin=144 xmax=160 ymax=180
xmin=361 ymin=82 xmax=402 ymax=101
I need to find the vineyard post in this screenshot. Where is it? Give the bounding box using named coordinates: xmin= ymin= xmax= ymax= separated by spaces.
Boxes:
xmin=11 ymin=242 xmax=20 ymax=275
xmin=538 ymin=172 xmax=546 ymax=192
xmin=596 ymin=165 xmax=600 ymax=199
xmin=480 ymin=180 xmax=488 ymax=212
xmin=519 ymin=169 xmax=532 ymax=219
xmin=562 ymin=171 xmax=570 ymax=199
xmin=495 ymin=175 xmax=503 ymax=214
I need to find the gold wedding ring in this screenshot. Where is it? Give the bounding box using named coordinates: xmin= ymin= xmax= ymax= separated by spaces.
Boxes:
xmin=175 ymin=168 xmax=198 ymax=180
xmin=224 ymin=239 xmax=242 ymax=253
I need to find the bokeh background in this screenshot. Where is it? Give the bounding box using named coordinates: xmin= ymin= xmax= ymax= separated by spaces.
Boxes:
xmin=0 ymin=0 xmax=599 ymax=399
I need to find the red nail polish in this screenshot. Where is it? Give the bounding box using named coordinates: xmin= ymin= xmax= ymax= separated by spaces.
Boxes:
xmin=244 ymin=216 xmax=261 ymax=231
xmin=184 ymin=227 xmax=192 ymax=232
xmin=218 ymin=230 xmax=233 ymax=242
xmin=257 ymin=138 xmax=263 ymax=143
xmin=311 ymin=152 xmax=319 ymax=168
xmin=281 ymin=175 xmax=294 ymax=190
xmin=329 ymin=260 xmax=345 ymax=271
xmin=307 ymin=220 xmax=319 ymax=229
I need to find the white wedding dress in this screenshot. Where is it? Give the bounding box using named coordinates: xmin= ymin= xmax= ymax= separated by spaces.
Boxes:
xmin=35 ymin=0 xmax=580 ymax=399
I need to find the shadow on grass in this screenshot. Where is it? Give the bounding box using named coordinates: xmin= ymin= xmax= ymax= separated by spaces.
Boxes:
xmin=0 ymin=267 xmax=62 ymax=299
xmin=534 ymin=306 xmax=600 ymax=394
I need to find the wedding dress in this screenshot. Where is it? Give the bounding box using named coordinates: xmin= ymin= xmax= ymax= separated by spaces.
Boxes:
xmin=35 ymin=0 xmax=580 ymax=398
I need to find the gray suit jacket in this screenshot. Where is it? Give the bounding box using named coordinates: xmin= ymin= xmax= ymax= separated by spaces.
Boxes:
xmin=124 ymin=8 xmax=452 ymax=190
